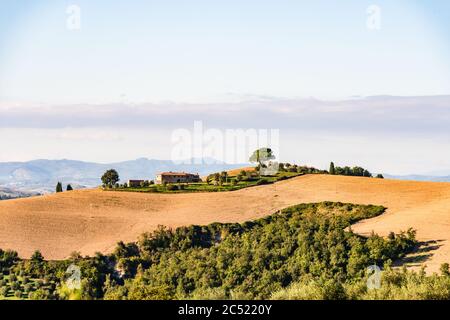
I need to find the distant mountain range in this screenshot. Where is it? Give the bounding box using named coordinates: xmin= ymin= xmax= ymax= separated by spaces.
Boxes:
xmin=0 ymin=158 xmax=246 ymax=195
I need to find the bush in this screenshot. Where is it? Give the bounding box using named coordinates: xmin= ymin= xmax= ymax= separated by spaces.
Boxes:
xmin=23 ymin=283 xmax=32 ymax=293
xmin=440 ymin=263 xmax=450 ymax=276
xmin=272 ymin=278 xmax=347 ymax=300
xmin=166 ymin=184 xmax=178 ymax=191
xmin=0 ymin=286 xmax=8 ymax=297
xmin=256 ymin=178 xmax=269 ymax=185
xmin=10 ymin=281 xmax=20 ymax=291
xmin=29 ymin=288 xmax=52 ymax=300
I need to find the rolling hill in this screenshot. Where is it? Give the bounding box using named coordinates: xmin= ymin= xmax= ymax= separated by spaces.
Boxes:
xmin=1 ymin=174 xmax=450 ymax=272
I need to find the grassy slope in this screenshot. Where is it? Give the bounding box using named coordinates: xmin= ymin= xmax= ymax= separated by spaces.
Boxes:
xmin=112 ymin=171 xmax=301 ymax=193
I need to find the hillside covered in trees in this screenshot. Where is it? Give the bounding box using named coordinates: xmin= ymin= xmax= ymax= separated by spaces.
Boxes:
xmin=3 ymin=201 xmax=441 ymax=300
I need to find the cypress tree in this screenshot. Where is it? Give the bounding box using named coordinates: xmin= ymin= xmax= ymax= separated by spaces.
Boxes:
xmin=329 ymin=162 xmax=336 ymax=175
xmin=56 ymin=182 xmax=63 ymax=193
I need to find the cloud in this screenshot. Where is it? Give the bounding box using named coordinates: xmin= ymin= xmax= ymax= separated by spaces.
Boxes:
xmin=57 ymin=129 xmax=124 ymax=141
xmin=1 ymin=95 xmax=450 ymax=174
xmin=0 ymin=96 xmax=450 ymax=137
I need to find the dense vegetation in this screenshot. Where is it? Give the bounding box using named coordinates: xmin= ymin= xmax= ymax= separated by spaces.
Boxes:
xmin=329 ymin=162 xmax=374 ymax=177
xmin=2 ymin=201 xmax=439 ymax=300
xmin=278 ymin=163 xmax=328 ymax=174
xmin=279 ymin=161 xmax=383 ymax=178
xmin=103 ymin=202 xmax=416 ymax=299
xmin=272 ymin=264 xmax=450 ymax=300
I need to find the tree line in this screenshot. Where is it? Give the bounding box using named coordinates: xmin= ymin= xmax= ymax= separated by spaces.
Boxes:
xmin=328 ymin=162 xmax=381 ymax=178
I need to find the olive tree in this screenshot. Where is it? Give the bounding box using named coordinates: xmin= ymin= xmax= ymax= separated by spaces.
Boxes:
xmin=101 ymin=169 xmax=120 ymax=187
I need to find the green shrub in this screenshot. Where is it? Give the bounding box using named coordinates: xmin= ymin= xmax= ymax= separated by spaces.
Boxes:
xmin=166 ymin=184 xmax=178 ymax=191
xmin=0 ymin=286 xmax=8 ymax=296
xmin=256 ymin=178 xmax=269 ymax=185
xmin=10 ymin=281 xmax=20 ymax=291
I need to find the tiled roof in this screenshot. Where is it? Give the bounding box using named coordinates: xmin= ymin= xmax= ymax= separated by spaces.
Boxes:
xmin=157 ymin=172 xmax=198 ymax=176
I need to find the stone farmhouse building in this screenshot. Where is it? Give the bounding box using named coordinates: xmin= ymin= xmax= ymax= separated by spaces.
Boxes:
xmin=155 ymin=172 xmax=201 ymax=184
xmin=127 ymin=180 xmax=144 ymax=187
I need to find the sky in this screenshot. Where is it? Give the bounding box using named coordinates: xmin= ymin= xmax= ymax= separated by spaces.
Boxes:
xmin=0 ymin=1 xmax=449 ymax=175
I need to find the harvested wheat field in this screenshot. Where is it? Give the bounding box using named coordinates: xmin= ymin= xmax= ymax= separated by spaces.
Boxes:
xmin=1 ymin=174 xmax=450 ymax=272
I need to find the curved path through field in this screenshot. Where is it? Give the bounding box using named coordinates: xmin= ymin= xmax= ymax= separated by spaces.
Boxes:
xmin=1 ymin=175 xmax=450 ymax=272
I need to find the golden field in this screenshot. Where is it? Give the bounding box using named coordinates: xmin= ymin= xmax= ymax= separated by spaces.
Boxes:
xmin=1 ymin=174 xmax=450 ymax=272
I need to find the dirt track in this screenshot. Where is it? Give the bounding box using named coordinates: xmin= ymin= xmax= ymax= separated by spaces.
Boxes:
xmin=1 ymin=175 xmax=450 ymax=272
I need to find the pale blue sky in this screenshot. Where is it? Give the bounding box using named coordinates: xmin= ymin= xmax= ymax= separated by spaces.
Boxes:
xmin=0 ymin=0 xmax=449 ymax=103
xmin=0 ymin=1 xmax=450 ymax=175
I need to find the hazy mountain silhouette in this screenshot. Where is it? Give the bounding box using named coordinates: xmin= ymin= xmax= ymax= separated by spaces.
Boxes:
xmin=0 ymin=158 xmax=246 ymax=194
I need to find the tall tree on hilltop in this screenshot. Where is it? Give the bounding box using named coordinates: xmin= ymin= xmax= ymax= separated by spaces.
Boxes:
xmin=56 ymin=182 xmax=63 ymax=193
xmin=221 ymin=171 xmax=228 ymax=184
xmin=249 ymin=148 xmax=276 ymax=176
xmin=329 ymin=162 xmax=336 ymax=175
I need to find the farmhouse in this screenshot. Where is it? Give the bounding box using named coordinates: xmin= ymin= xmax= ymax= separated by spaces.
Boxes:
xmin=156 ymin=172 xmax=201 ymax=184
xmin=127 ymin=180 xmax=144 ymax=187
